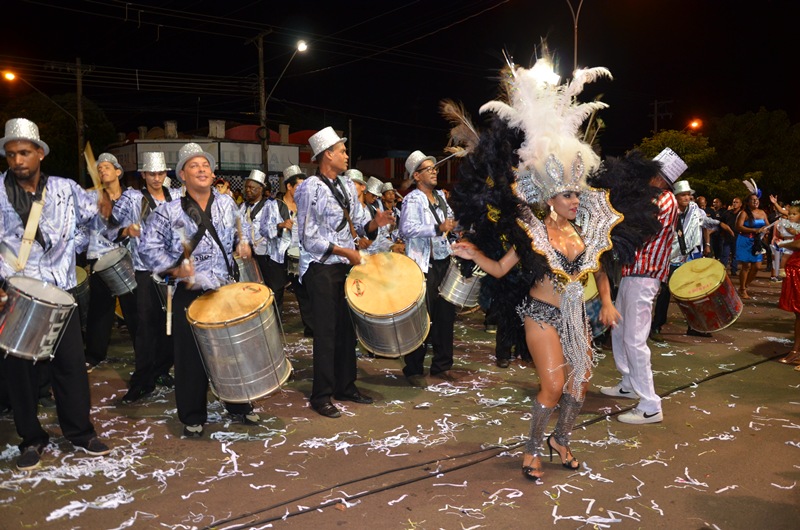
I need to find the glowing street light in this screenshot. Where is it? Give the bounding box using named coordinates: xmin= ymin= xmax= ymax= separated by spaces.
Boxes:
xmin=682 ymin=118 xmax=703 ymax=133
xmin=3 ymin=70 xmax=78 ymax=127
xmin=264 ymin=40 xmax=308 ymax=107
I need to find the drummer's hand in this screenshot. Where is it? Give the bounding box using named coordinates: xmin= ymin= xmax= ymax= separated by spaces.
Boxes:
xmin=0 ymin=287 xmax=7 ymax=312
xmin=374 ymin=209 xmax=394 ymax=227
xmin=342 ymin=248 xmax=363 ymax=266
xmin=703 ymin=244 xmax=712 ymax=257
xmin=356 ymin=237 xmax=371 ymax=250
xmin=599 ymin=304 xmax=621 ymax=329
xmin=124 ymin=223 xmax=141 ymax=238
xmin=237 ymin=241 xmax=252 ymax=259
xmin=171 ymin=258 xmax=195 ymax=280
xmin=440 ymin=218 xmax=457 ymax=234
xmin=281 ymin=218 xmax=294 ymax=230
xmin=391 ymin=242 xmax=405 ymax=254
xmin=451 ymin=241 xmax=477 ymax=259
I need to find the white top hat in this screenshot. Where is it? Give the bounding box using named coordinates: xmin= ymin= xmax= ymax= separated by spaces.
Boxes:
xmin=140 ymin=151 xmax=169 ymax=173
xmin=672 ymin=180 xmax=695 ymax=195
xmin=365 ymin=176 xmax=384 ymax=196
xmin=405 ymin=150 xmax=436 ymax=177
xmin=309 ymin=126 xmax=347 ymax=161
xmin=344 ymin=169 xmax=366 ymax=185
xmin=381 ymin=182 xmax=395 ymax=193
xmin=283 ymin=164 xmax=306 ymax=180
xmin=97 ymin=152 xmax=123 ymax=173
xmin=245 ymin=169 xmax=267 ymax=187
xmin=175 ymin=142 xmax=216 ymax=176
xmin=653 ymin=147 xmax=688 ymax=187
xmin=0 ymin=118 xmax=49 ymax=156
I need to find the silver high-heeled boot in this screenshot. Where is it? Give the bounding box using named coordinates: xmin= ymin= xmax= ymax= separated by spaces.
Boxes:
xmin=549 ymin=393 xmax=584 ymax=469
xmin=525 ymin=400 xmax=556 ymax=457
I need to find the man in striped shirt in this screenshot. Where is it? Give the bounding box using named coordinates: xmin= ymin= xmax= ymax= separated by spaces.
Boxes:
xmin=601 ymin=148 xmax=686 ymax=425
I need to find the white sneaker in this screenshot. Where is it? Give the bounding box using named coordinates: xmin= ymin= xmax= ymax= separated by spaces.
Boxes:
xmin=618 ymin=408 xmax=663 ymax=424
xmin=599 ymin=385 xmax=636 ymax=399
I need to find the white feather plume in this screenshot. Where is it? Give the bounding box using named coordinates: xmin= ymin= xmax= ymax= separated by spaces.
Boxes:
xmin=742 ymin=178 xmax=759 ymax=197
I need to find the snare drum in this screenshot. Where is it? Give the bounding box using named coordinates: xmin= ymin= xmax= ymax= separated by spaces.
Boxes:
xmin=94 ymin=247 xmax=137 ymax=295
xmin=0 ymin=276 xmax=76 ymax=362
xmin=69 ymin=266 xmax=90 ymax=330
xmin=187 ymin=282 xmax=290 ymax=403
xmin=234 ymin=255 xmax=264 ymax=284
xmin=286 ymin=247 xmax=300 ymax=276
xmin=439 ymin=257 xmax=485 ymax=308
xmin=345 ymin=252 xmax=429 ymax=358
xmin=583 ymin=273 xmax=607 ymax=338
xmin=669 ymin=258 xmax=743 ymax=333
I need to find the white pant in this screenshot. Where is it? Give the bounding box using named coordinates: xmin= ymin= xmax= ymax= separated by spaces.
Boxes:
xmin=610 ymin=276 xmax=662 ymax=413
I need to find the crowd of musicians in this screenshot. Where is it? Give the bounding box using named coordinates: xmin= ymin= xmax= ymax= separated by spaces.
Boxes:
xmin=1 ymin=106 xmax=798 ymax=483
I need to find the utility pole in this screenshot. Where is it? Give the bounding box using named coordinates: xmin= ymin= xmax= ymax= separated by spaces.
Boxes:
xmin=246 ymin=30 xmax=273 ymax=173
xmin=76 ymin=57 xmax=85 ymax=185
xmin=649 ymin=99 xmax=673 ymax=134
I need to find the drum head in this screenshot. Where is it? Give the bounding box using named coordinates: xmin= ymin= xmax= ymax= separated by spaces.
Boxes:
xmin=583 ymin=272 xmax=598 ymax=302
xmin=75 ymin=266 xmax=88 ymax=284
xmin=346 ymin=252 xmax=424 ymax=315
xmin=187 ymin=282 xmax=274 ymax=326
xmin=94 ymin=247 xmax=128 ymax=271
xmin=669 ymin=257 xmax=725 ymax=301
xmin=7 ymin=276 xmax=75 ymax=306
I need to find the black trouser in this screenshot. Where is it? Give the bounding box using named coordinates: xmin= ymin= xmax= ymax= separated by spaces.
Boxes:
xmin=303 ymin=262 xmax=358 ymax=407
xmin=652 ymin=263 xmax=681 ymax=331
xmin=171 ymin=284 xmax=251 ymax=426
xmin=1 ymin=311 xmax=97 ymax=451
xmin=403 ymin=258 xmax=456 ymax=377
xmin=263 ymin=255 xmax=287 ymax=309
xmin=128 ymin=271 xmax=173 ymax=391
xmin=84 ymin=259 xmax=138 ymax=366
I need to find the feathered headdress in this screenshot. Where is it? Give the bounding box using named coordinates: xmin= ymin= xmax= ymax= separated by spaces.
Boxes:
xmin=742 ymin=178 xmax=761 ymax=198
xmin=439 ymin=99 xmax=480 ymax=165
xmin=479 ymin=54 xmax=611 ymax=204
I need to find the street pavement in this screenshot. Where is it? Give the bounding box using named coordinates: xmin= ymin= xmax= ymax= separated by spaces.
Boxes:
xmin=0 ymin=268 xmax=798 ymax=529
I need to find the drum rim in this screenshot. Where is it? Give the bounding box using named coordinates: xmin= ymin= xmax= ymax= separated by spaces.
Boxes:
xmin=676 ymin=299 xmax=743 ymax=332
xmin=187 ymin=282 xmax=274 ymax=327
xmin=670 ymin=275 xmax=727 ymax=301
xmin=6 ymin=276 xmax=77 ymax=308
xmin=669 ymin=258 xmax=727 ymax=301
xmin=345 ymin=280 xmax=426 ymax=317
xmin=94 ymin=246 xmax=131 ymax=271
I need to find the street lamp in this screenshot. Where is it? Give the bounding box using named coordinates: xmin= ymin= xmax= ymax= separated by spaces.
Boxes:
xmin=255 ymin=40 xmax=307 ymax=173
xmin=3 ymin=70 xmax=84 ymax=182
xmin=683 ymin=118 xmax=703 ymax=133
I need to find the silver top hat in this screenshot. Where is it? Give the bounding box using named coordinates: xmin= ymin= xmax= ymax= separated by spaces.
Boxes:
xmin=97 ymin=152 xmax=123 ymax=172
xmin=405 ymin=150 xmax=436 ymax=177
xmin=283 ymin=164 xmax=306 ymax=180
xmin=140 ymin=152 xmax=169 ymax=173
xmin=344 ymin=169 xmax=365 ymax=185
xmin=245 ymin=169 xmax=267 ymax=187
xmin=653 ymin=147 xmax=688 ymax=187
xmin=672 ymin=180 xmax=695 ymax=195
xmin=175 ymin=142 xmax=216 ymax=176
xmin=365 ymin=176 xmax=384 ymax=196
xmin=381 ymin=182 xmax=395 ymax=193
xmin=309 ymin=126 xmax=347 ymax=160
xmin=0 ymin=118 xmax=50 ymax=156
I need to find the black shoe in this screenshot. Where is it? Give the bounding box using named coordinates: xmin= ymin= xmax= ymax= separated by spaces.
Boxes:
xmin=334 ymin=391 xmax=374 ymax=404
xmin=183 ymin=424 xmax=204 ymax=437
xmin=155 ymin=373 xmax=175 ymax=388
xmin=120 ymin=386 xmax=154 ymax=404
xmin=686 ymin=328 xmax=712 ymax=338
xmin=649 ymin=327 xmax=663 ymax=341
xmin=74 ymin=437 xmax=111 ymax=456
xmin=496 ymin=358 xmax=511 ymax=369
xmin=485 ymin=324 xmax=498 ymax=334
xmin=547 ymin=434 xmax=580 ymax=470
xmin=312 ymin=402 xmax=341 ymax=418
xmin=38 ymin=395 xmax=57 ymax=408
xmin=431 ymin=370 xmax=459 ymax=382
xmin=405 ymin=374 xmax=427 ymax=388
xmin=16 ymin=445 xmax=44 ymax=471
xmin=229 ymin=412 xmax=261 ymax=425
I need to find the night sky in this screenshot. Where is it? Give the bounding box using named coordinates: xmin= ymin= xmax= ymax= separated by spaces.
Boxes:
xmin=2 ymin=0 xmax=795 ymax=160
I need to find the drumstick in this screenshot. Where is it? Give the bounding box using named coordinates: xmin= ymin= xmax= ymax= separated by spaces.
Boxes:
xmin=166 ymin=283 xmax=173 ymax=336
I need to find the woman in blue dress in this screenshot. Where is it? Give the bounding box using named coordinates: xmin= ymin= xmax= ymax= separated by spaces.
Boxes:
xmin=735 ymin=193 xmax=770 ymax=298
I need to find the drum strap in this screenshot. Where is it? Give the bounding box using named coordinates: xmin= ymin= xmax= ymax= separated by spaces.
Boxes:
xmin=141 ymin=186 xmax=173 ymax=223
xmin=16 ymin=187 xmax=47 ymax=272
xmin=180 ymin=193 xmax=240 ymax=281
xmin=315 ymin=175 xmax=358 ymax=239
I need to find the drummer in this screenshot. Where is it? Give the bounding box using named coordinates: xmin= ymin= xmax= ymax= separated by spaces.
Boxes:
xmin=238 ymin=169 xmax=270 ymax=284
xmin=381 ymin=182 xmax=405 ymax=253
xmin=138 ymin=142 xmax=257 ymax=437
xmin=260 ymin=165 xmax=313 ymax=336
xmin=400 ymin=151 xmax=458 ymax=386
xmin=111 ymin=152 xmax=175 ymax=403
xmin=344 ymin=169 xmax=371 ymax=250
xmin=0 ymin=117 xmax=111 ymax=470
xmin=84 ymin=152 xmax=139 ymax=370
xmin=651 ymin=179 xmax=720 ymax=339
xmin=362 ymin=176 xmax=397 ymax=254
xmin=295 ymin=127 xmax=393 ymax=418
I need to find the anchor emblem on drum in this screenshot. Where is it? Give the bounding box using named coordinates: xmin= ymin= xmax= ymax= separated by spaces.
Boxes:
xmin=351 ymin=279 xmax=365 ymax=297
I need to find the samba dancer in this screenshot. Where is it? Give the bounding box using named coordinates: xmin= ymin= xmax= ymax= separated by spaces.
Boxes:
xmin=400 ymin=150 xmax=458 ymax=386
xmin=112 ymin=152 xmax=175 ymax=403
xmin=261 ymin=165 xmax=313 ymax=335
xmin=450 ymin=58 xmax=622 ymax=482
xmin=84 ymin=152 xmax=139 ymax=370
xmin=138 ymin=143 xmax=257 ymax=437
xmin=0 ymin=118 xmax=111 ymax=470
xmin=295 ymin=127 xmax=392 ymax=418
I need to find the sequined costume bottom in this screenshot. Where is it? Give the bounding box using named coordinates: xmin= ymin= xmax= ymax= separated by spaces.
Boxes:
xmin=516 ymin=296 xmax=563 ymax=333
